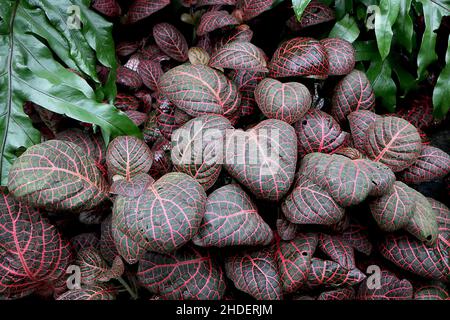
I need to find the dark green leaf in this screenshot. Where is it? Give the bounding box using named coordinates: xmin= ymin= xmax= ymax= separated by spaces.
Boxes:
xmin=329 ymin=14 xmax=360 ymax=43
xmin=366 ymin=58 xmax=397 ymax=111
xmin=393 ymin=0 xmax=414 ymax=53
xmin=433 ymin=36 xmax=450 ymax=119
xmin=374 ymin=0 xmax=400 ymax=60
xmin=353 ymin=40 xmax=379 ymax=61
xmin=334 ymin=0 xmax=353 ymax=20
xmin=292 ymin=0 xmax=313 ymax=21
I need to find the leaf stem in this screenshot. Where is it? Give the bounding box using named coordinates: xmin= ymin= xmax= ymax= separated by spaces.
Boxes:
xmin=117 ymin=276 xmax=138 ymax=300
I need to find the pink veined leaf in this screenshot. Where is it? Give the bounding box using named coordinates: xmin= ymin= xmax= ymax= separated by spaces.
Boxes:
xmin=156 ymin=97 xmax=192 ymax=140
xmin=357 ymin=270 xmax=413 ymax=300
xmin=125 ymin=110 xmax=148 ymax=126
xmin=99 ymin=215 xmax=121 ymax=265
xmin=57 ymin=284 xmax=117 ymax=300
xmin=428 ymin=198 xmax=450 ymax=239
xmin=116 ymin=66 xmax=143 ymax=89
xmin=398 ymin=146 xmax=450 ymax=184
xmin=158 ymin=64 xmax=241 ymax=118
xmin=286 ymin=1 xmax=335 ymax=31
xmin=125 ymin=0 xmax=170 ymax=24
xmin=110 ymin=173 xmax=154 ymax=198
xmin=229 ymin=69 xmax=264 ymax=117
xmin=365 ymin=116 xmax=422 ymax=172
xmin=115 ymin=93 xmax=141 ymax=111
xmin=299 ymin=152 xmax=335 ymax=190
xmin=143 ymin=110 xmax=162 ymax=144
xmin=171 ymin=115 xmax=233 ymax=191
xmin=224 ymin=119 xmax=297 ymax=201
xmin=56 ymin=128 xmax=106 ymax=165
xmin=318 ymin=287 xmax=355 ymax=300
xmin=369 ymin=181 xmax=415 ymax=232
xmin=71 ymin=233 xmax=100 ymax=253
xmin=320 ymin=38 xmax=355 ymax=76
xmin=275 ymin=233 xmax=318 ymax=293
xmin=414 ymin=283 xmax=449 ymax=300
xmin=225 ymin=247 xmax=283 ymax=300
xmin=255 ymin=78 xmax=311 ymax=124
xmin=149 ymin=137 xmax=173 ymax=179
xmin=236 ymin=0 xmax=273 ymax=21
xmin=106 ymin=136 xmax=153 ymax=180
xmin=197 ymin=0 xmax=237 ymax=6
xmin=333 ymin=146 xmax=364 ymax=160
xmin=268 ymin=37 xmax=329 ymax=79
xmin=306 ymin=258 xmax=366 ymax=289
xmin=196 ymin=34 xmax=214 ymax=54
xmin=342 ymin=223 xmax=372 ymax=256
xmin=137 ymin=59 xmax=163 ymax=91
xmin=319 ymin=233 xmax=355 ymax=270
xmin=124 ymin=53 xmax=142 ymax=72
xmin=353 ymin=159 xmax=396 ymax=197
xmin=197 ymin=11 xmax=239 ymax=36
xmin=395 ymin=94 xmax=435 ymax=130
xmin=380 ymin=234 xmax=449 ymax=282
xmin=137 ymin=246 xmax=226 ymax=300
xmin=112 ymin=173 xmax=206 ymax=263
xmin=193 ymin=184 xmax=273 ymax=247
xmin=282 ymin=174 xmax=345 ymax=225
xmin=140 ymin=44 xmax=171 ymax=62
xmin=135 ymin=90 xmax=153 ymax=113
xmin=76 ymin=247 xmax=124 ymax=285
xmin=116 ymin=41 xmax=140 ymax=57
xmin=276 ymin=215 xmax=298 ymax=241
xmin=348 ymin=110 xmax=380 ymax=152
xmin=153 ymin=23 xmax=189 ymax=62
xmin=0 ymin=191 xmax=73 ymax=299
xmin=91 ymin=0 xmax=122 ymax=17
xmin=209 ymin=41 xmax=268 ymax=72
xmin=294 ymin=109 xmax=348 ymax=156
xmin=331 ymin=70 xmax=375 ymax=124
xmin=216 ymin=24 xmax=254 ymax=50
xmin=8 ymin=140 xmax=109 ymax=212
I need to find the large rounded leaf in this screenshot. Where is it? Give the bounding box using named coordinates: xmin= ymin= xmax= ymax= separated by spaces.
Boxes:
xmin=0 ymin=191 xmax=73 ymax=299
xmin=8 ymin=140 xmax=108 ymax=212
xmin=348 ymin=110 xmax=380 ymax=152
xmin=210 ymin=42 xmax=268 ymax=72
xmin=225 ymin=247 xmax=283 ymax=300
xmin=357 ymin=270 xmax=413 ymax=300
xmin=275 ymin=233 xmax=318 ymax=293
xmin=171 ymin=115 xmax=232 ymax=190
xmin=268 ymin=37 xmax=329 ymax=79
xmin=193 ymin=184 xmax=273 ymax=247
xmin=159 ymin=64 xmax=241 ymax=118
xmin=197 ymin=11 xmax=239 ymax=36
xmin=255 ymin=78 xmax=311 ymax=124
xmin=153 ymin=23 xmax=188 ymax=62
xmin=398 ymin=146 xmax=450 ymax=184
xmin=112 ymin=173 xmax=206 ymax=263
xmin=106 ymin=136 xmax=153 ymax=180
xmin=294 ymin=109 xmax=348 ymax=155
xmin=331 ymin=70 xmax=375 ymax=124
xmin=137 ymin=246 xmax=226 ymax=300
xmin=282 ymin=174 xmax=344 ymax=225
xmin=306 ymin=258 xmax=366 ymax=289
xmin=224 ymin=119 xmax=297 ymax=201
xmin=320 ymin=38 xmax=355 ymax=76
xmin=56 ymin=129 xmax=106 ymax=165
xmin=365 ymin=116 xmax=422 ymax=172
xmin=318 ymin=233 xmax=355 ymax=270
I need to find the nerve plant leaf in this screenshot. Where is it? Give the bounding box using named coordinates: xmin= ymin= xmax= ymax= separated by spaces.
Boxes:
xmin=225 ymin=247 xmax=283 ymax=300
xmin=306 ymin=258 xmax=366 ymax=289
xmin=110 ymin=173 xmax=154 ymax=198
xmin=319 ymin=233 xmax=355 ymax=270
xmin=342 ymin=223 xmax=373 ymax=256
xmin=348 ymin=110 xmax=380 ymax=152
xmin=117 ymin=66 xmax=143 ymax=89
xmin=77 ymin=247 xmax=124 ymax=285
xmin=353 ymin=159 xmax=395 ymax=197
xmin=331 ymin=70 xmax=375 ymax=124
xmin=357 ymin=270 xmax=413 ymax=300
xmin=197 ymin=11 xmax=239 ymax=36
xmin=125 ymin=0 xmax=170 ymax=24
xmin=193 ymin=184 xmax=273 ymax=247
xmin=112 ymin=172 xmax=206 ymax=263
xmin=414 ymin=283 xmax=449 ymax=300
xmin=209 ymin=42 xmax=268 ymax=72
xmin=268 ymin=37 xmax=329 ymax=79
xmin=0 ymin=191 xmax=73 ymax=299
xmin=197 ymin=0 xmax=237 ymax=6
xmin=255 ymin=78 xmax=311 ymax=124
xmin=318 ymin=287 xmax=355 ymax=300
xmin=138 ymin=246 xmax=226 ymax=300
xmin=57 ymin=284 xmax=116 ymax=300
xmin=8 ymin=140 xmax=109 ymax=212
xmin=92 ymin=0 xmax=122 ymax=17
xmin=236 ymin=0 xmax=274 ymax=21
xmin=364 ymin=116 xmax=422 ymax=172
xmin=287 ymin=1 xmax=335 ymax=31
xmin=56 ymin=129 xmax=106 ymax=166
xmin=137 ymin=60 xmax=164 ymax=92
xmin=153 ymin=23 xmax=189 ymax=62
xmin=159 ymin=64 xmax=241 ymax=118
xmin=320 ymin=38 xmax=355 ymax=76
xmin=100 ymin=215 xmax=120 ymax=264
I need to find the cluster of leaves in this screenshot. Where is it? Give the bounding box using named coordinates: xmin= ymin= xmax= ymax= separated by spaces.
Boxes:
xmin=0 ymin=0 xmax=449 ymax=301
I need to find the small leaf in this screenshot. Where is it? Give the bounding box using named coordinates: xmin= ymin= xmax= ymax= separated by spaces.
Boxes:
xmin=110 ymin=173 xmax=154 ymax=198
xmin=188 ymin=47 xmax=211 ymax=65
xmin=92 ymin=0 xmax=122 ymax=17
xmin=306 ymin=258 xmax=366 ymax=289
xmin=77 ymin=247 xmax=123 ymax=285
xmin=357 ymin=270 xmax=413 ymax=300
xmin=287 ymin=1 xmax=335 ymax=31
xmin=197 ymin=11 xmax=239 ymax=36
xmin=319 ymin=233 xmax=355 ymax=270
xmin=329 ymin=14 xmax=360 ymax=43
xmin=237 ymin=0 xmax=274 ymax=21
xmin=153 ymin=23 xmax=189 ymax=62
xmin=125 ymin=0 xmax=170 ymax=24
xmin=320 ymin=38 xmax=355 ymax=76
xmin=137 ymin=60 xmax=163 ymax=91
xmin=116 ymin=66 xmax=143 ymax=89
xmin=209 ymin=42 xmax=268 ymax=72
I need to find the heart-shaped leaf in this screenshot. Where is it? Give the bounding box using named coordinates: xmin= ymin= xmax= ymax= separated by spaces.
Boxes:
xmin=380 ymin=234 xmax=449 ymax=282
xmin=342 ymin=223 xmax=372 ymax=256
xmin=357 ymin=270 xmax=413 ymax=300
xmin=320 ymin=38 xmax=355 ymax=76
xmin=56 ymin=129 xmax=106 ymax=165
xmin=0 ymin=191 xmax=73 ymax=299
xmin=331 ymin=70 xmax=375 ymax=124
xmin=8 ymin=140 xmax=108 ymax=212
xmin=414 ymin=283 xmax=449 ymax=300
xmin=306 ymin=258 xmax=366 ymax=289
xmin=57 ymin=284 xmax=116 ymax=300
xmin=197 ymin=11 xmax=239 ymax=36
xmin=348 ymin=110 xmax=380 ymax=152
xmin=106 ymin=136 xmax=153 ymax=180
xmin=255 ymin=78 xmax=311 ymax=124
xmin=100 ymin=215 xmax=120 ymax=264
xmin=405 ymin=189 xmax=438 ymax=245
xmin=282 ymin=174 xmax=345 ymax=225
xmin=125 ymin=0 xmax=170 ymax=24
xmin=137 ymin=60 xmax=163 ymax=91
xmin=171 ymin=115 xmax=233 ymax=190
xmin=153 ymin=23 xmax=189 ymax=62
xmin=193 ymin=184 xmax=273 ymax=247
xmin=398 ymin=146 xmax=450 ymax=184
xmin=92 ymin=0 xmax=122 ymax=17
xmin=318 ymin=287 xmax=355 ymax=300
xmin=236 ymin=0 xmax=273 ymax=21
xmin=225 ymin=247 xmax=283 ymax=300
xmin=354 ymin=159 xmax=395 ymax=197
xmin=110 ymin=173 xmax=154 ymax=198
xmin=224 ymin=119 xmax=297 ymax=201
xmin=275 ymin=233 xmax=318 ymax=293
xmin=268 ymin=37 xmax=329 ymax=79
xmin=112 ymin=172 xmax=206 ymax=263
xmin=159 ymin=64 xmax=241 ymax=118
xmin=294 ymin=109 xmax=348 ymax=155
xmin=210 ymin=41 xmax=268 ymax=72
xmin=365 ymin=116 xmax=422 ymax=172
xmin=286 ymin=1 xmax=335 ymax=31
xmin=370 ymin=181 xmax=415 ymax=232
xmin=116 ymin=66 xmax=143 ymax=89
xmin=319 ymin=233 xmax=355 ymax=270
